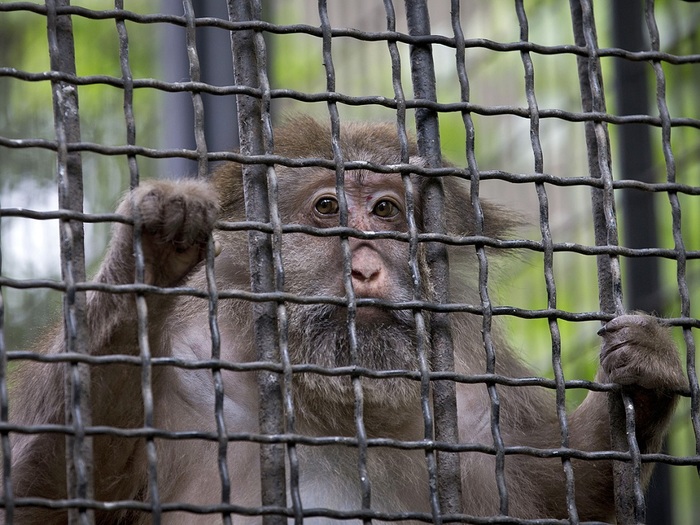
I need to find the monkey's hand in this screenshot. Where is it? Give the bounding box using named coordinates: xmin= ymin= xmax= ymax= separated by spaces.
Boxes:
xmin=597 ymin=314 xmax=686 ymax=434
xmin=598 ymin=314 xmax=685 ymax=391
xmin=112 ymin=179 xmax=219 ymax=288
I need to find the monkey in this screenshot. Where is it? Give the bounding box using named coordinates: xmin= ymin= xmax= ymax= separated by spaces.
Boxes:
xmin=5 ymin=117 xmax=686 ymax=524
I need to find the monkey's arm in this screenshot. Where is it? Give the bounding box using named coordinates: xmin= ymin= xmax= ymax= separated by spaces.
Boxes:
xmin=515 ymin=314 xmax=685 ymax=519
xmin=87 ymin=179 xmax=219 ymax=352
xmin=8 ymin=179 xmax=219 ymax=523
xmin=574 ymin=314 xmax=684 ymax=464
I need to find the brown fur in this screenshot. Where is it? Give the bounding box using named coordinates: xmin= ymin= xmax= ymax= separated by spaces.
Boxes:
xmin=6 ymin=120 xmax=684 ymax=524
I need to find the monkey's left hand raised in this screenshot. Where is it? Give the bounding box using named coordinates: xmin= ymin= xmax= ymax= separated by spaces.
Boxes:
xmin=113 ymin=179 xmax=220 ymax=288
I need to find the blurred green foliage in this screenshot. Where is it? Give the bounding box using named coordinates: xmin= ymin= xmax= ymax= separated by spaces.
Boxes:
xmin=1 ymin=0 xmax=160 ymax=348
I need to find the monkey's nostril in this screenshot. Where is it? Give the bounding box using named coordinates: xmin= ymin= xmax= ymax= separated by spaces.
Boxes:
xmin=351 ymin=268 xmax=379 ymax=283
xmin=351 ymin=269 xmax=368 ymax=282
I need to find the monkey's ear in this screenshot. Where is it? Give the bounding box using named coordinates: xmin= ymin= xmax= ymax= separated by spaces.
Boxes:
xmin=442 ymin=177 xmax=520 ymax=239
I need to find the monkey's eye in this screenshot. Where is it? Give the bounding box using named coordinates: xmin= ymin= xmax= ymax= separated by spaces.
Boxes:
xmin=314 ymin=196 xmax=339 ymax=215
xmin=373 ymin=199 xmax=400 ymax=218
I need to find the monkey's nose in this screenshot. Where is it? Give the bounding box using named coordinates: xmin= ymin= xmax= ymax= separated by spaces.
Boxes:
xmin=351 ymin=267 xmax=380 ymax=283
xmin=350 ymin=246 xmax=383 ymax=289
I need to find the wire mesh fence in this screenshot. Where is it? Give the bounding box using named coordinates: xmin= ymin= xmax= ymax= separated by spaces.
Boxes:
xmin=0 ymin=0 xmax=699 ymax=524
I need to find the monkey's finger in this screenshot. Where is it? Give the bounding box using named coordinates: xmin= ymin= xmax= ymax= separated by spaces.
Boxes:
xmin=596 ymin=324 xmax=610 ymax=336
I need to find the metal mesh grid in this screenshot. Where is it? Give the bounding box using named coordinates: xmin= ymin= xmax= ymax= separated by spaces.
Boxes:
xmin=0 ymin=1 xmax=699 ymax=524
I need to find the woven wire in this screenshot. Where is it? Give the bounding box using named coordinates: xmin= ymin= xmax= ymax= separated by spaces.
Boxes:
xmin=515 ymin=2 xmax=579 ymax=521
xmin=644 ymin=0 xmax=700 ymax=482
xmin=227 ymin=2 xmax=288 ymax=524
xmin=317 ymin=2 xmax=378 ymax=523
xmin=0 ymin=1 xmax=698 ymax=524
xmin=384 ymin=0 xmax=455 ymax=522
xmin=45 ymin=1 xmax=94 ymax=524
xmin=114 ymin=0 xmax=162 ymax=522
xmin=409 ymin=2 xmax=464 ymax=520
xmin=183 ymin=1 xmax=234 ymax=524
xmin=447 ymin=0 xmax=511 ymax=517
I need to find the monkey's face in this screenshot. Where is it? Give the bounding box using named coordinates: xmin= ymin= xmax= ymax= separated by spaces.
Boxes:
xmin=277 ymin=168 xmax=427 ymax=408
xmin=280 ymin=168 xmax=419 ymax=314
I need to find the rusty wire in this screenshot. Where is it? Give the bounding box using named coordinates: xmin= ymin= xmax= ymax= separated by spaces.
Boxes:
xmin=0 ymin=1 xmax=699 ymax=524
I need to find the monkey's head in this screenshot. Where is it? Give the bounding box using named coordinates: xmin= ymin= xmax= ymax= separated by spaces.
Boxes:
xmin=211 ymin=118 xmax=512 ymax=415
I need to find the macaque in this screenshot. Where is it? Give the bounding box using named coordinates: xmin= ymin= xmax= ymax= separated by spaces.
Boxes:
xmin=6 ymin=118 xmax=685 ymax=524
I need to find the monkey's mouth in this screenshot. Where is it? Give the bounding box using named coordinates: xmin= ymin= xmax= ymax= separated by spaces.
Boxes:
xmin=289 ymin=302 xmax=423 ymax=371
xmin=329 ymin=302 xmax=417 ymax=328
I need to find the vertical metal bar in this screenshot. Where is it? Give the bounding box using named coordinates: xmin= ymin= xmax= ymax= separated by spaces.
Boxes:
xmin=610 ymin=1 xmax=673 ymax=522
xmin=569 ymin=1 xmax=645 ymax=523
xmin=247 ymin=1 xmax=302 ymax=522
xmin=182 ymin=0 xmax=209 ymax=179
xmin=404 ymin=0 xmax=462 ymax=520
xmin=448 ymin=0 xmax=507 ymax=516
xmin=568 ymin=0 xmax=621 ymax=317
xmin=514 ymin=1 xmax=579 ymax=522
xmin=383 ymin=3 xmax=439 ymax=524
xmin=226 ymin=2 xmax=286 ymax=523
xmin=182 ymin=2 xmax=235 ymax=523
xmin=130 ymin=211 xmax=161 ymax=525
xmin=182 ymin=6 xmax=232 ymax=525
xmin=114 ymin=3 xmax=163 ymax=523
xmin=159 ymin=0 xmax=196 ymax=178
xmin=205 ymin=229 xmax=231 ymax=525
xmin=644 ymin=0 xmax=700 ymax=482
xmin=45 ymin=1 xmax=93 ymax=524
xmin=182 ymin=3 xmax=234 ymax=519
xmin=317 ymin=2 xmax=372 ymax=522
xmin=114 ymin=4 xmax=139 ymax=190
xmin=159 ymin=0 xmax=240 ymax=179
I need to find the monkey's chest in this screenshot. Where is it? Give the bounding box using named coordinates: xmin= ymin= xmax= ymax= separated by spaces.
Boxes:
xmin=292 ymin=443 xmax=430 ymax=520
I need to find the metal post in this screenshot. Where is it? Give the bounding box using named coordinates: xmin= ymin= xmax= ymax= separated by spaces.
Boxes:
xmin=569 ymin=1 xmax=645 ymax=523
xmin=404 ymin=0 xmax=463 ymax=520
xmin=46 ymin=0 xmax=93 ymax=523
xmin=227 ymin=1 xmax=287 ymax=523
xmin=610 ymin=1 xmax=672 ymax=523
